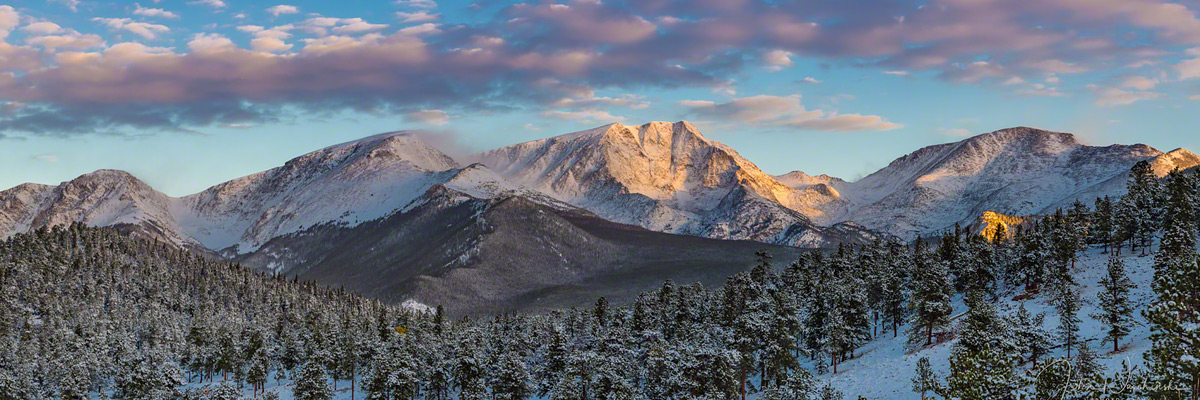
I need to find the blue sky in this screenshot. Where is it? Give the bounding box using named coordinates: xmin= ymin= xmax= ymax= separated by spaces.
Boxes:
xmin=2 ymin=0 xmax=1200 ymax=195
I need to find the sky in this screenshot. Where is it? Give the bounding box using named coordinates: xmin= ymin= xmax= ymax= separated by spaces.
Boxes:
xmin=3 ymin=0 xmax=1200 ymax=196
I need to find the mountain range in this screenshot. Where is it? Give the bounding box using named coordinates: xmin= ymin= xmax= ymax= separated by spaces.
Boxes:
xmin=2 ymin=122 xmax=1196 ymax=314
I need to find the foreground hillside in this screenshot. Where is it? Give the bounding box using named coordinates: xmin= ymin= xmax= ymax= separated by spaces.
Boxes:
xmin=815 ymin=244 xmax=1157 ymax=399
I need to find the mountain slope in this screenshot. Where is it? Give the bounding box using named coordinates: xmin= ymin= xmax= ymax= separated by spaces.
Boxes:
xmin=235 ymin=173 xmax=804 ymax=315
xmin=475 ymin=121 xmax=880 ymax=247
xmin=815 ymin=127 xmax=1199 ymax=238
xmin=0 ymin=131 xmax=800 ymax=315
xmin=175 ymin=132 xmax=464 ymax=253
xmin=0 ymin=170 xmax=189 ymax=246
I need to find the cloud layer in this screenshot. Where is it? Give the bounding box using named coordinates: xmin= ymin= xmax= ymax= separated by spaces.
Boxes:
xmin=2 ymin=0 xmax=1200 ymax=136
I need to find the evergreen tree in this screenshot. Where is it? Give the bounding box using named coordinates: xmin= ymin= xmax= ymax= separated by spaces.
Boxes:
xmin=911 ymin=357 xmax=939 ymax=400
xmin=491 ymin=350 xmax=533 ymax=400
xmin=1053 ymin=285 xmax=1083 ymax=358
xmin=1144 ymin=168 xmax=1200 ymax=399
xmin=1011 ymin=303 xmax=1052 ymax=366
xmin=942 ymin=345 xmax=1021 ymax=400
xmin=1092 ymin=255 xmax=1137 ymax=353
xmin=295 ymin=361 xmax=333 ymax=400
xmin=1121 ymin=160 xmax=1162 ymax=254
xmin=907 ymin=255 xmax=953 ymax=347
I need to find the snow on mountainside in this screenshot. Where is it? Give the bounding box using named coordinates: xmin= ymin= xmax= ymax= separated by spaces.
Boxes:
xmin=815 ymin=245 xmax=1157 ymax=399
xmin=0 ymin=132 xmax=551 ymax=257
xmin=3 ymin=124 xmax=1195 ymax=257
xmin=475 ymin=121 xmax=881 ymax=248
xmin=774 ymin=171 xmax=847 ymax=190
xmin=0 ymin=170 xmax=187 ymax=244
xmin=176 ymin=132 xmax=465 ymax=253
xmin=814 ymin=127 xmax=1200 ymax=239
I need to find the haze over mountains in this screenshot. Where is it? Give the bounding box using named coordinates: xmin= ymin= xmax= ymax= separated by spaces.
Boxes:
xmin=1 ymin=122 xmax=1196 ymax=313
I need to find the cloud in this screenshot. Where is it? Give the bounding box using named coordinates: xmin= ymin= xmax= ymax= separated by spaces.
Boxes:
xmin=1175 ymin=57 xmax=1200 ymax=80
xmin=1088 ymin=85 xmax=1164 ymax=106
xmin=11 ymin=0 xmax=1200 ymax=137
xmin=23 ymin=21 xmax=63 ymax=35
xmin=266 ymin=5 xmax=299 ymax=17
xmin=134 ymin=4 xmax=179 ymax=19
xmin=542 ymin=109 xmax=625 ymax=123
xmin=33 ymin=154 xmax=58 ymax=163
xmin=1015 ymin=84 xmax=1065 ymax=97
xmin=0 ymin=6 xmax=18 ymax=38
xmin=188 ymin=0 xmax=226 ymax=9
xmin=800 ymin=77 xmax=822 ymax=84
xmin=1120 ymin=75 xmax=1160 ymax=90
xmin=396 ymin=11 xmax=439 ymax=23
xmin=395 ymin=0 xmax=437 ymax=9
xmin=92 ymin=18 xmax=170 ymax=39
xmin=332 ymin=19 xmax=389 ymax=34
xmin=26 ymin=30 xmax=105 ymax=50
xmin=48 ymin=0 xmax=80 ymax=12
xmin=406 ymin=109 xmax=450 ymax=125
xmin=939 ymin=128 xmax=973 ymax=137
xmin=680 ymin=95 xmax=902 ymax=132
xmin=188 ymin=33 xmax=235 ymax=52
xmin=763 ymin=49 xmax=793 ymax=71
xmin=553 ymin=90 xmax=649 ymax=110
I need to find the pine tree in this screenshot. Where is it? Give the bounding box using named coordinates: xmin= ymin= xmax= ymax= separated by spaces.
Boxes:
xmin=907 ymin=255 xmax=953 ymax=347
xmin=1092 ymin=255 xmax=1137 ymax=353
xmin=1093 ymin=196 xmax=1116 ymax=252
xmin=1144 ymin=168 xmax=1200 ymax=399
xmin=1122 ymin=160 xmax=1162 ymax=254
xmin=943 ymin=345 xmax=1021 ymax=400
xmin=1053 ymin=285 xmax=1082 ymax=358
xmin=294 ymin=361 xmax=333 ymax=400
xmin=1011 ymin=303 xmax=1052 ymax=366
xmin=491 ymin=350 xmax=533 ymax=400
xmin=911 ymin=357 xmax=939 ymax=400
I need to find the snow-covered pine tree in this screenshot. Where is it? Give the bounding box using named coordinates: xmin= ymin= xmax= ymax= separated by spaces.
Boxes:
xmin=1011 ymin=302 xmax=1052 ymax=367
xmin=1092 ymin=196 xmax=1116 ymax=252
xmin=491 ymin=349 xmax=534 ymax=400
xmin=907 ymin=252 xmax=953 ymax=347
xmin=1053 ymin=285 xmax=1083 ymax=358
xmin=294 ymin=360 xmax=333 ymax=400
xmin=880 ymin=242 xmax=911 ymax=338
xmin=1145 ymin=168 xmax=1200 ymax=399
xmin=1122 ymin=160 xmax=1163 ymax=254
xmin=911 ymin=357 xmax=939 ymax=400
xmin=1092 ymin=255 xmax=1137 ymax=353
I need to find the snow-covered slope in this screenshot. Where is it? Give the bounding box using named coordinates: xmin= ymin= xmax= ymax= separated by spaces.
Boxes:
xmin=0 ymin=132 xmax=549 ymax=256
xmin=775 ymin=171 xmax=848 ymax=190
xmin=0 ymin=170 xmax=187 ymax=244
xmin=475 ymin=121 xmax=879 ymax=247
xmin=175 ymin=132 xmax=468 ymax=253
xmin=814 ymin=245 xmax=1158 ymax=399
xmin=813 ymin=127 xmax=1199 ymax=239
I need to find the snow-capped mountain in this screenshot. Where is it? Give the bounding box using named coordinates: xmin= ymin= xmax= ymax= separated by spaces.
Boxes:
xmin=800 ymin=127 xmax=1200 ymax=238
xmin=474 ymin=121 xmax=880 ymax=247
xmin=0 ymin=170 xmax=189 ymax=246
xmin=0 ymin=132 xmax=542 ymax=255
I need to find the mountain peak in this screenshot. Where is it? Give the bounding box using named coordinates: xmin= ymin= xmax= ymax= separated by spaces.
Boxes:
xmin=775 ymin=171 xmax=846 ymax=190
xmin=969 ymin=126 xmax=1080 ymax=148
xmin=1150 ymin=147 xmax=1200 ymax=177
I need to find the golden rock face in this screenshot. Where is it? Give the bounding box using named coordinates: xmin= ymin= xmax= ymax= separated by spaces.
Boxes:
xmin=981 ymin=211 xmax=1023 ymax=241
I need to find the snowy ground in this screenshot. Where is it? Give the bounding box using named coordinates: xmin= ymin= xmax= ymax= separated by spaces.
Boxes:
xmin=808 ymin=245 xmax=1157 ymax=399
xmin=182 ymin=376 xmax=363 ymax=400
